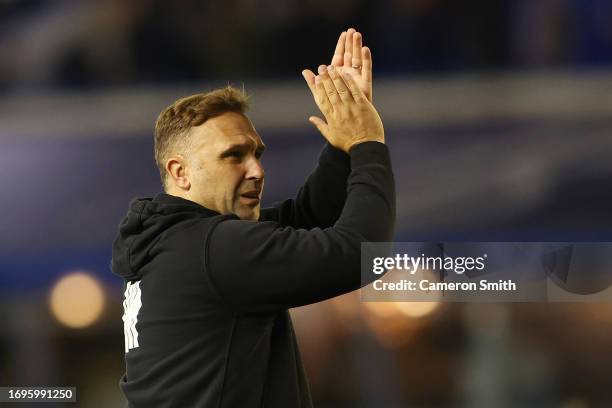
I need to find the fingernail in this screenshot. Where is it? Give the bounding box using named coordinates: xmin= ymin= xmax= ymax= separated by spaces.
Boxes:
xmin=318 ymin=65 xmax=326 ymax=74
xmin=327 ymin=65 xmax=334 ymax=72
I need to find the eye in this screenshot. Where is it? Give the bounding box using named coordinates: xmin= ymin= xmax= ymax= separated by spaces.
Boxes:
xmin=228 ymin=150 xmax=244 ymax=159
xmin=255 ymin=150 xmax=264 ymax=159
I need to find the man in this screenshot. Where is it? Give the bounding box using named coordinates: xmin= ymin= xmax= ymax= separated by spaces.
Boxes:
xmin=112 ymin=29 xmax=395 ymax=407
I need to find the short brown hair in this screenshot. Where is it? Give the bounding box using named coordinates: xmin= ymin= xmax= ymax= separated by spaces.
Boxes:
xmin=154 ymin=86 xmax=250 ymax=187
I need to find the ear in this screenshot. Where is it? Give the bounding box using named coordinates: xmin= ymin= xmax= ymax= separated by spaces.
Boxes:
xmin=165 ymin=155 xmax=191 ymax=191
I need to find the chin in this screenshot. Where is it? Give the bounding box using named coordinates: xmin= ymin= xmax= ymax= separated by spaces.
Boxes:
xmin=237 ymin=207 xmax=260 ymax=221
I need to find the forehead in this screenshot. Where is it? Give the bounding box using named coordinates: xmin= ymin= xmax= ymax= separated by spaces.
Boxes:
xmin=190 ymin=111 xmax=263 ymax=150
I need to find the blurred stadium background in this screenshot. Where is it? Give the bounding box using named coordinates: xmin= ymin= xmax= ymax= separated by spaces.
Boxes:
xmin=2 ymin=1 xmax=612 ymax=407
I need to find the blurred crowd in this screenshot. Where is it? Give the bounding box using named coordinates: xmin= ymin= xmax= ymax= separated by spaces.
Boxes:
xmin=2 ymin=0 xmax=612 ymax=90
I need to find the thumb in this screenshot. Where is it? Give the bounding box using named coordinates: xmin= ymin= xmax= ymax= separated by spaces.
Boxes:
xmin=308 ymin=116 xmax=330 ymax=138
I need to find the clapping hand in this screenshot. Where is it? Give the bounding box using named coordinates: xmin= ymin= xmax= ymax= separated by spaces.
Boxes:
xmin=302 ymin=28 xmax=373 ymax=103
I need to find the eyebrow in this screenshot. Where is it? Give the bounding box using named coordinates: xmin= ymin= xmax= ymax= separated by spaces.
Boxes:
xmin=219 ymin=142 xmax=266 ymax=158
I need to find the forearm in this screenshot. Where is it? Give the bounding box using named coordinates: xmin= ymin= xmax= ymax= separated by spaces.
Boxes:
xmin=260 ymin=143 xmax=350 ymax=229
xmin=335 ymin=142 xmax=395 ymax=242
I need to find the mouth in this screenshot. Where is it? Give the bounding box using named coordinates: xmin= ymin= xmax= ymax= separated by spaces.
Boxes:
xmin=240 ymin=190 xmax=261 ymax=206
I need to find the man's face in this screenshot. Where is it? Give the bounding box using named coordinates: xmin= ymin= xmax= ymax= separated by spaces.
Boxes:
xmin=185 ymin=112 xmax=265 ymax=220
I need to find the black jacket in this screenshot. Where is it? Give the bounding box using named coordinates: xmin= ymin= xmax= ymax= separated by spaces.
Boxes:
xmin=111 ymin=142 xmax=395 ymax=407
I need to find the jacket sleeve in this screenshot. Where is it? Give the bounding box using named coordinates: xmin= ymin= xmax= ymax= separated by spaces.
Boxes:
xmin=258 ymin=143 xmax=350 ymax=229
xmin=206 ymin=142 xmax=395 ymax=312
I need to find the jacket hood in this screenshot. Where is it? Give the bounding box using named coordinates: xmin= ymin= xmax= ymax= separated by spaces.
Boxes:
xmin=111 ymin=193 xmax=220 ymax=281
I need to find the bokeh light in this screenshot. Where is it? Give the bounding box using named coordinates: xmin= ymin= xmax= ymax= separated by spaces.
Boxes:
xmin=395 ymin=301 xmax=440 ymax=318
xmin=49 ymin=271 xmax=105 ymax=329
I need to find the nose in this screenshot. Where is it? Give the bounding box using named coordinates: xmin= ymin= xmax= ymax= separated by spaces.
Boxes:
xmin=245 ymin=157 xmax=264 ymax=181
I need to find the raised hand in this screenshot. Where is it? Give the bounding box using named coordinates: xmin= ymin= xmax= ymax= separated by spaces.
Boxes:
xmin=302 ymin=28 xmax=373 ymax=103
xmin=330 ymin=28 xmax=373 ymax=102
xmin=305 ymin=64 xmax=383 ymax=154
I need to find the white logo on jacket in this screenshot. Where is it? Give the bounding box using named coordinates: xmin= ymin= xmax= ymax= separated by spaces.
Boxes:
xmin=122 ymin=281 xmax=142 ymax=353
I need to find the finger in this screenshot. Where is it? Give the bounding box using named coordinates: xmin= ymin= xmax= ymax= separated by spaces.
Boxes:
xmin=327 ymin=66 xmax=353 ymax=103
xmin=362 ymin=46 xmax=372 ymax=86
xmin=330 ymin=31 xmax=346 ymax=66
xmin=308 ymin=116 xmax=329 ymax=137
xmin=314 ymin=71 xmax=333 ymax=113
xmin=343 ymin=28 xmax=355 ymax=68
xmin=301 ymin=69 xmax=316 ymax=95
xmin=342 ymin=71 xmax=367 ymax=104
xmin=352 ymin=32 xmax=363 ymax=69
xmin=319 ymin=65 xmax=342 ymax=107
xmin=327 ymin=65 xmax=353 ymax=103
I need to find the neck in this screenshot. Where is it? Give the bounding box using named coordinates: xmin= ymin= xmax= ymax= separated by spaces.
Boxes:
xmin=165 ymin=186 xmax=193 ymax=203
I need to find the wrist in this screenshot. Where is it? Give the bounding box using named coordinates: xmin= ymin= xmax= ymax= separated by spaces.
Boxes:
xmin=346 ymin=138 xmax=385 ymax=154
xmin=349 ymin=141 xmax=391 ymax=167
